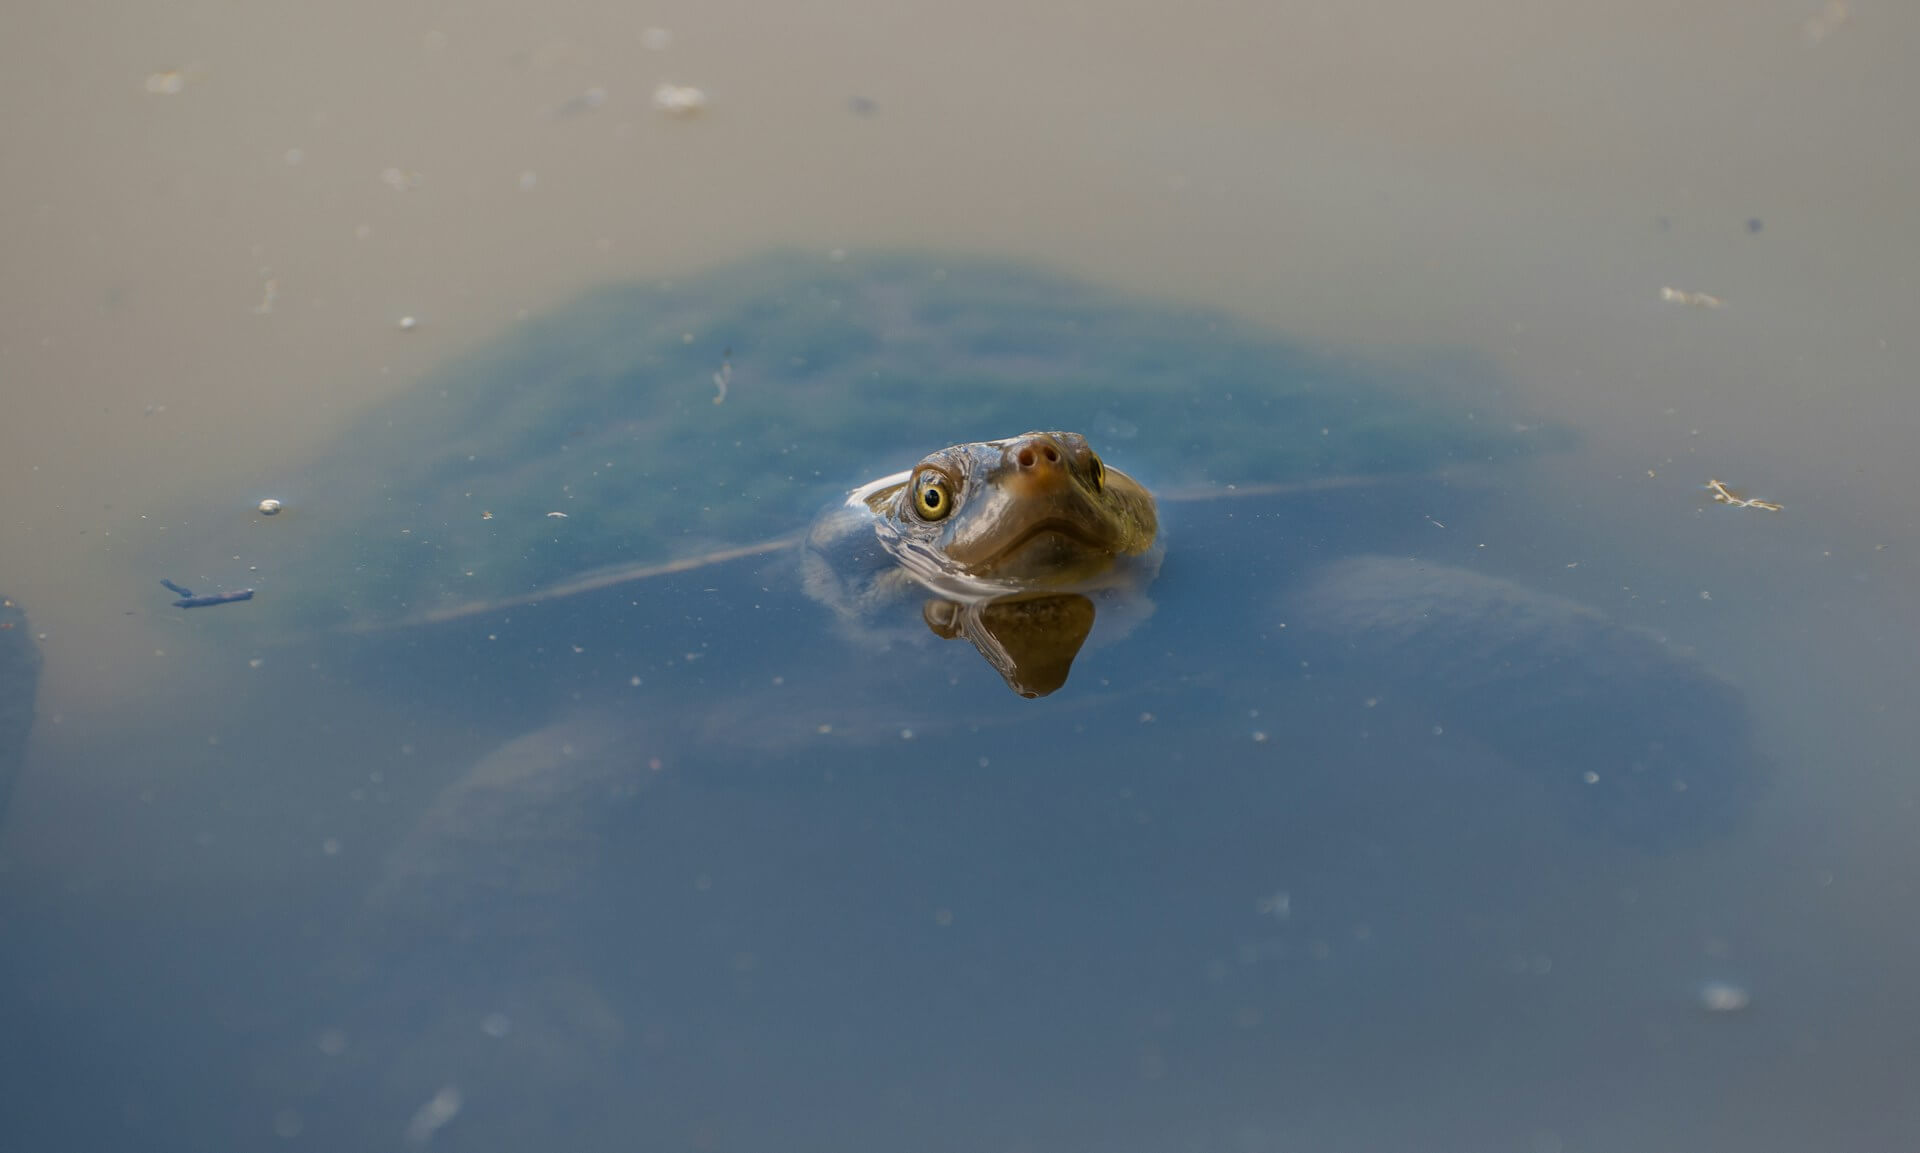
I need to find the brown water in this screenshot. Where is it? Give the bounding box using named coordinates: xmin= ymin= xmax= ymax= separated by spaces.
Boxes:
xmin=3 ymin=3 xmax=1917 ymax=1150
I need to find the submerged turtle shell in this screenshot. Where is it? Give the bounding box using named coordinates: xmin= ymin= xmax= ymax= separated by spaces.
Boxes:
xmin=246 ymin=252 xmax=1561 ymax=630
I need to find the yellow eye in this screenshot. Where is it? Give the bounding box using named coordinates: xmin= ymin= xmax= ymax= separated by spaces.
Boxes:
xmin=913 ymin=470 xmax=954 ymax=521
xmin=1089 ymin=455 xmax=1105 ymax=491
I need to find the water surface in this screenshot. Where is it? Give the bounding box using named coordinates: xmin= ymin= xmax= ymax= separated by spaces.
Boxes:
xmin=3 ymin=3 xmax=1917 ymax=1151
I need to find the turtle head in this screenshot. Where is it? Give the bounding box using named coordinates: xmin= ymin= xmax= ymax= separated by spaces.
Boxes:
xmin=877 ymin=431 xmax=1157 ymax=585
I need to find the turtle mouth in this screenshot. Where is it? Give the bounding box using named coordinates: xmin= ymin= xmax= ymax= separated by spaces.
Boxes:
xmin=969 ymin=517 xmax=1118 ymax=572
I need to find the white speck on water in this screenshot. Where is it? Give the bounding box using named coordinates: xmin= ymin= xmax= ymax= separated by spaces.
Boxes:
xmin=398 ymin=316 xmax=418 ymax=331
xmin=258 ymin=498 xmax=283 ymax=515
xmin=1660 ymin=286 xmax=1725 ymax=308
xmin=404 ymin=1086 xmax=463 ymax=1146
xmin=652 ymin=83 xmax=708 ymax=116
xmin=1699 ymin=981 xmax=1751 ymax=1012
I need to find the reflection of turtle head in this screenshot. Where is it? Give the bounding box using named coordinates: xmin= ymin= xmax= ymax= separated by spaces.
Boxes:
xmin=923 ymin=593 xmax=1097 ymax=699
xmin=874 ymin=431 xmax=1158 ymax=588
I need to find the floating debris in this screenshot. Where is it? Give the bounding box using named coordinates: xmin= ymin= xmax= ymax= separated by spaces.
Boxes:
xmin=1706 ymin=478 xmax=1782 ymax=512
xmin=712 ymin=347 xmax=732 ymax=405
xmin=145 ymin=70 xmax=189 ymax=96
xmin=162 ymin=580 xmax=256 ymax=609
xmin=404 ymin=1085 xmax=463 ymax=1145
xmin=1660 ymin=286 xmax=1724 ymax=309
xmin=652 ymin=83 xmax=708 ymax=116
xmin=176 ymin=590 xmax=256 ymax=609
xmin=1698 ymin=980 xmax=1752 ymax=1013
xmin=398 ymin=315 xmax=419 ymax=332
xmin=545 ymin=511 xmax=569 ymax=519
xmin=257 ymin=498 xmax=283 ymax=516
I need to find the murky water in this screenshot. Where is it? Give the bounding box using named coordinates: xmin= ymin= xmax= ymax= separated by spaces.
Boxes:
xmin=3 ymin=3 xmax=1917 ymax=1151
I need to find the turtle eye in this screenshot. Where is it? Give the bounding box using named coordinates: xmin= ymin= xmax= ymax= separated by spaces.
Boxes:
xmin=913 ymin=470 xmax=954 ymax=521
xmin=1088 ymin=455 xmax=1105 ymax=491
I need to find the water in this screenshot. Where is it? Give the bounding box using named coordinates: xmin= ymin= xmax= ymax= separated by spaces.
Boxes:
xmin=3 ymin=3 xmax=1918 ymax=1151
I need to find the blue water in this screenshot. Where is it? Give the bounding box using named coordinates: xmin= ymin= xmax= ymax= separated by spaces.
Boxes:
xmin=5 ymin=458 xmax=1878 ymax=1152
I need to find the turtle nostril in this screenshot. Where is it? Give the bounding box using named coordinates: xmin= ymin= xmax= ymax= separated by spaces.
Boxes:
xmin=1017 ymin=448 xmax=1036 ymax=468
xmin=1043 ymin=446 xmax=1059 ymax=463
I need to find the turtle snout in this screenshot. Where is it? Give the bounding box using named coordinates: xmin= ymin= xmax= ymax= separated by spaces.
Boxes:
xmin=1007 ymin=433 xmax=1067 ymax=474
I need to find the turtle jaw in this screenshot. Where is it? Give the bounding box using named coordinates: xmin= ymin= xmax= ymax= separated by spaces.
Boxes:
xmin=949 ymin=516 xmax=1123 ymax=581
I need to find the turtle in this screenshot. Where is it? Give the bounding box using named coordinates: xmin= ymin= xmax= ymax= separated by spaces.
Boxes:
xmin=153 ymin=246 xmax=1769 ymax=854
xmin=195 ymin=251 xmax=1550 ymax=638
xmin=152 ymin=252 xmax=1768 ymax=1150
